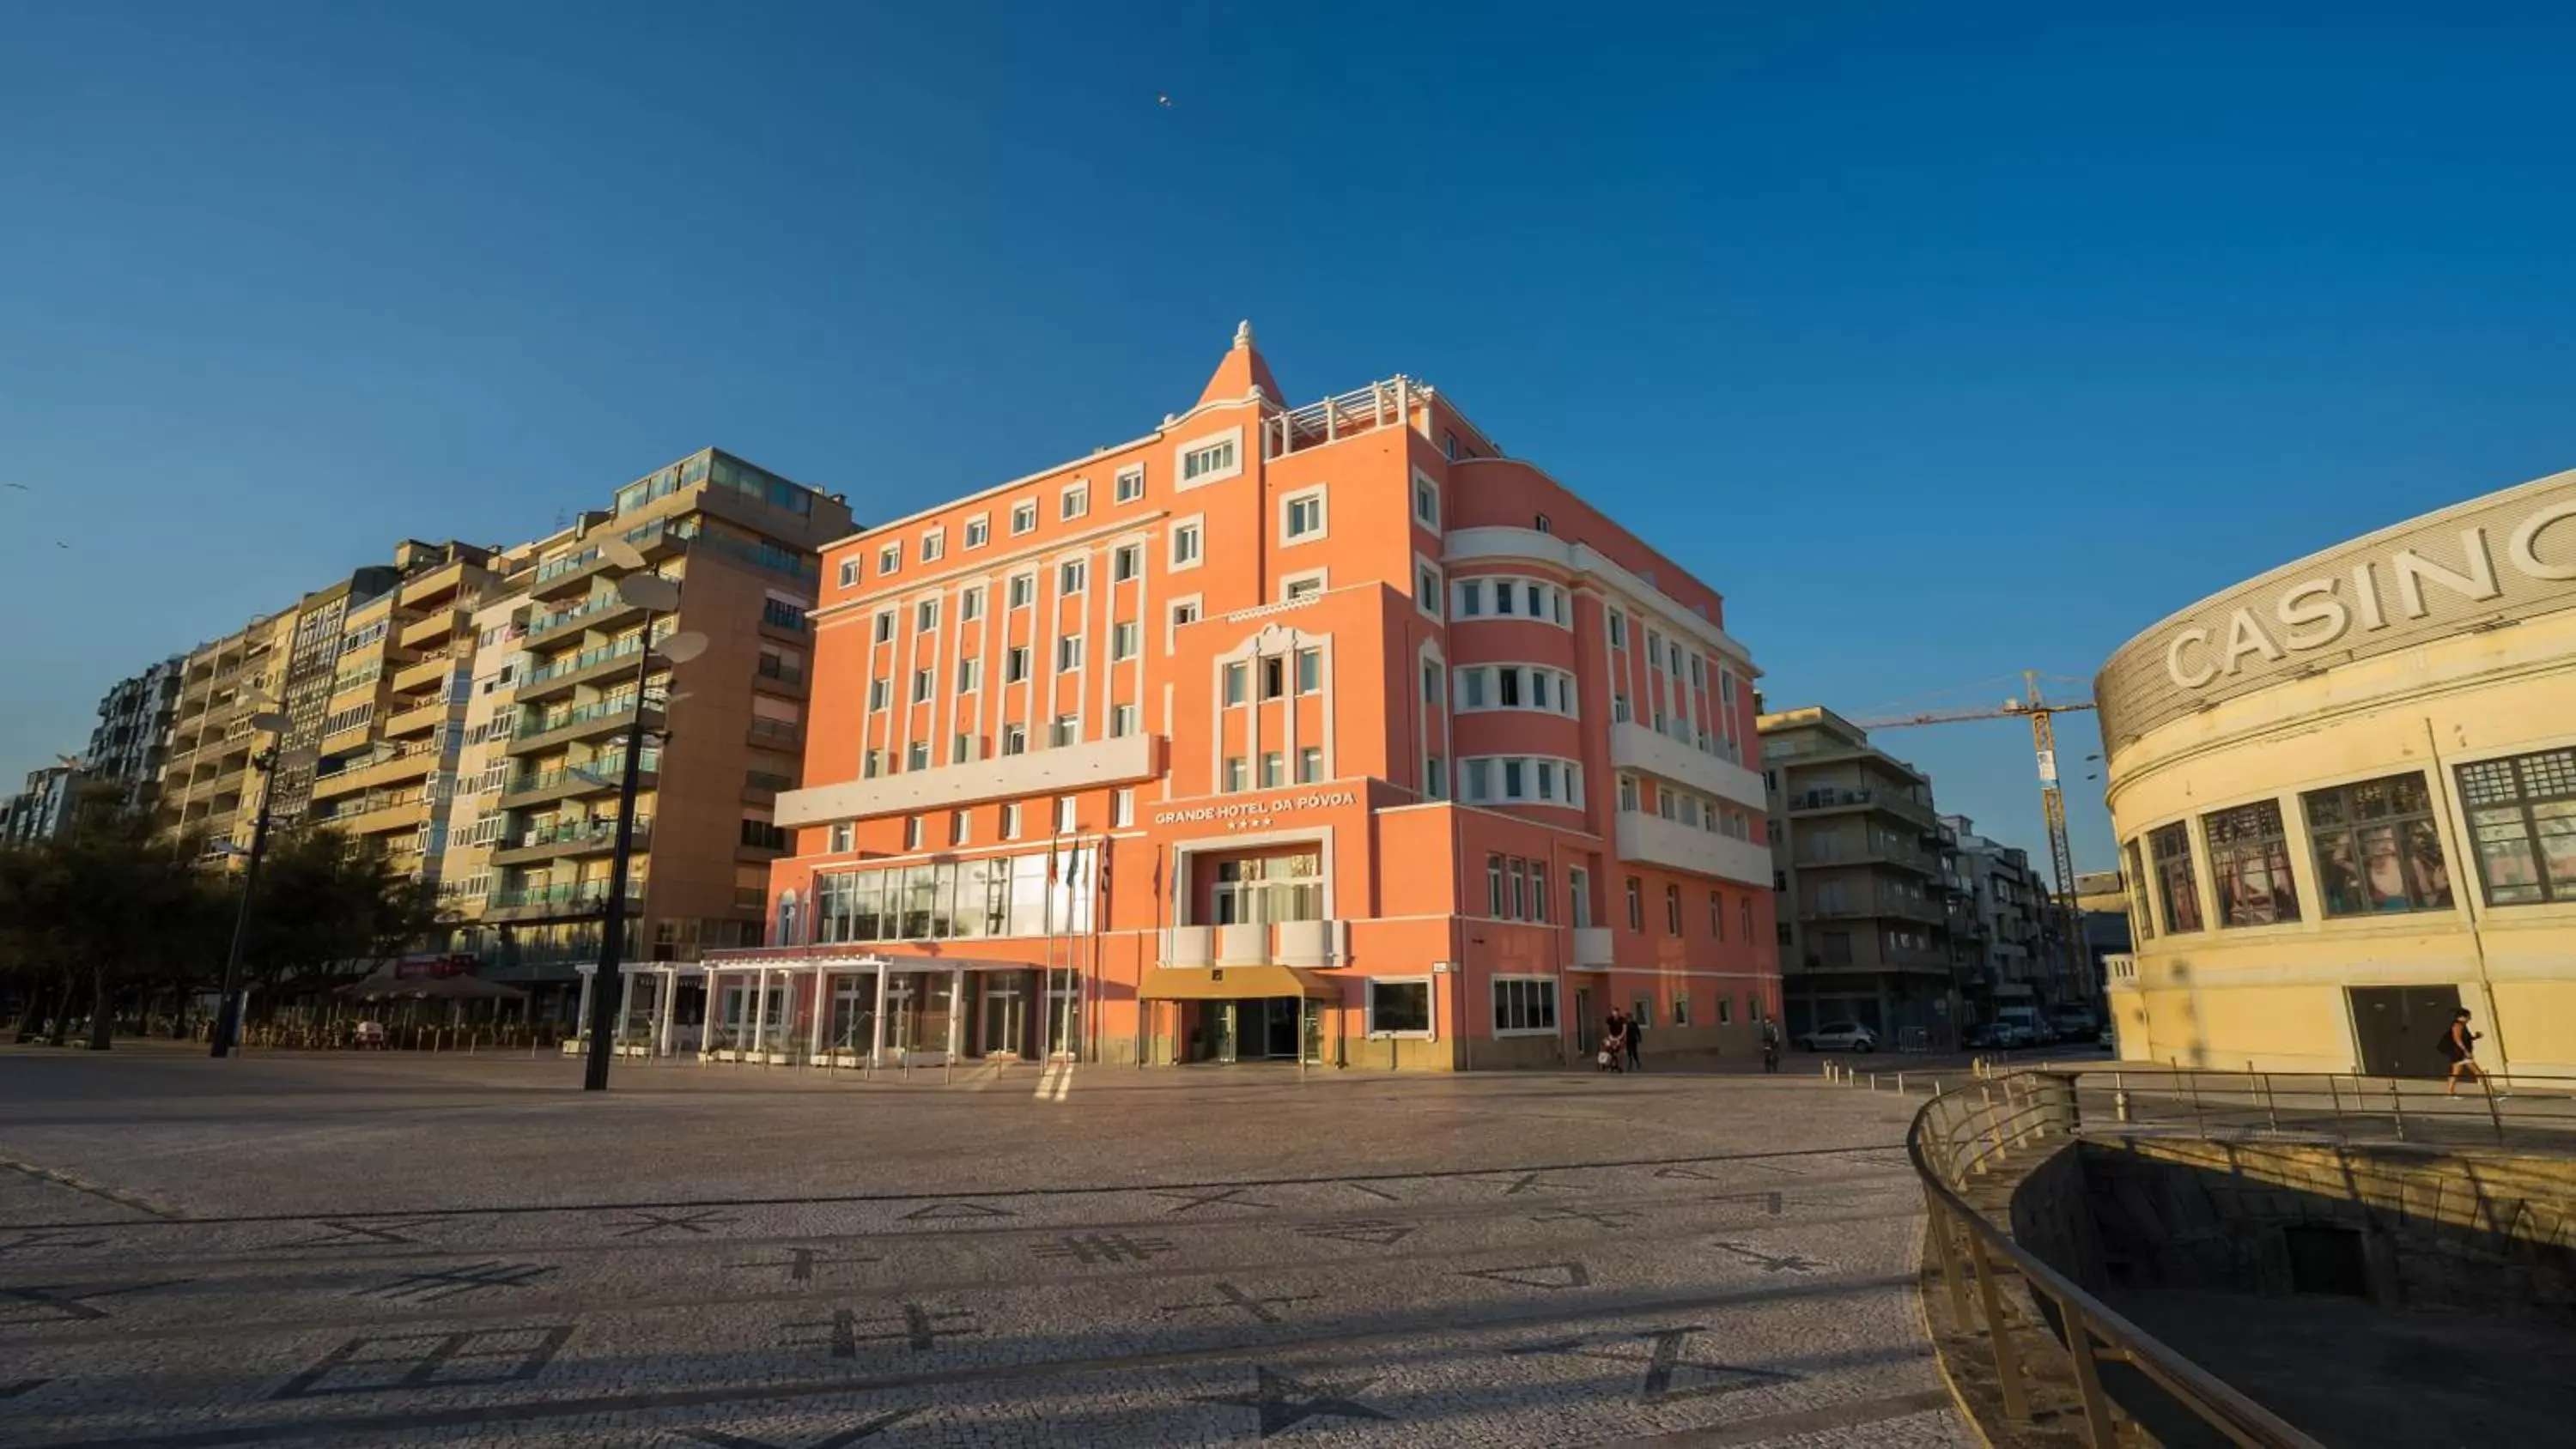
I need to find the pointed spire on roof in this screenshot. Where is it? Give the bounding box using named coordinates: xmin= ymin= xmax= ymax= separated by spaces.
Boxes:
xmin=1196 ymin=318 xmax=1283 ymax=407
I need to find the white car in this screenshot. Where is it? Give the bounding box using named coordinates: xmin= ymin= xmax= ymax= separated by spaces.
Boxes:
xmin=1797 ymin=1022 xmax=1878 ymax=1052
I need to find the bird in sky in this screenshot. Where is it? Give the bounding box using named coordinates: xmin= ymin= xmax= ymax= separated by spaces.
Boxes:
xmin=1156 ymin=94 xmax=1173 ymax=108
xmin=4 ymin=482 xmax=27 ymax=491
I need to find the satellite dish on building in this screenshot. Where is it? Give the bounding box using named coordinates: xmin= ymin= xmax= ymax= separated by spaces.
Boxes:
xmin=599 ymin=539 xmax=647 ymax=571
xmin=656 ymin=631 xmax=709 ymax=664
xmin=617 ymin=574 xmax=681 ymax=613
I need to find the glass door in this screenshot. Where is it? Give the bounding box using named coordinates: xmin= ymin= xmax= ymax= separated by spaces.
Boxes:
xmin=981 ymin=974 xmax=1029 ymax=1058
xmin=1212 ymin=1002 xmax=1239 ymax=1063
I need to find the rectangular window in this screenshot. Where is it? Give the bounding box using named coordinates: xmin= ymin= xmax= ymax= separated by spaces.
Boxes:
xmin=1111 ymin=702 xmax=1138 ymax=737
xmin=951 ymin=809 xmax=970 ymax=846
xmin=920 ymin=530 xmax=945 ymax=563
xmin=1419 ymin=565 xmax=1442 ymax=615
xmin=1492 ymin=978 xmax=1558 ymax=1034
xmin=1456 ymin=579 xmax=1484 ymax=616
xmin=1710 ymin=890 xmax=1725 ymax=938
xmin=1055 ymin=796 xmax=1077 ymax=833
xmin=878 ymin=543 xmax=900 ymax=576
xmin=1108 ymin=543 xmax=1140 ymax=583
xmin=2203 ymin=798 xmax=2301 ymax=926
xmin=1608 ymin=612 xmax=1628 ymax=649
xmin=1261 ymin=657 xmax=1285 ymax=699
xmin=1612 ymin=693 xmax=1631 ymax=724
xmin=1172 ymin=600 xmax=1201 ymax=630
xmin=1674 ymin=996 xmax=1692 ymax=1028
xmin=1510 ymin=861 xmax=1528 ymax=920
xmin=1368 ymin=979 xmax=1431 ymax=1035
xmin=1224 ymin=756 xmax=1249 ymax=793
xmin=1625 ymin=876 xmax=1643 ymax=931
xmin=903 ymin=816 xmax=923 ymax=849
xmin=911 ymin=668 xmax=933 ymax=703
xmin=1618 ymin=774 xmax=1640 ymax=812
xmin=952 ymin=732 xmax=974 ymax=764
xmin=1112 ymin=621 xmax=1139 ymax=660
xmin=1425 ymin=755 xmax=1446 ymax=798
xmin=1665 ymin=882 xmax=1682 ymax=935
xmin=1011 ymin=500 xmax=1037 ymax=535
xmin=1493 ymin=583 xmax=1515 ymax=616
xmin=868 ymin=678 xmax=891 ymax=711
xmin=1060 ymin=559 xmax=1086 ymax=593
xmin=1061 ymin=482 xmax=1089 ymax=520
xmin=1284 ymin=492 xmax=1324 ymax=540
xmin=1050 ymin=713 xmax=1078 ymax=747
xmin=905 ymin=742 xmax=929 ymax=772
xmin=2456 ymin=749 xmax=2576 ymax=906
xmin=1463 ymin=759 xmax=1492 ymax=801
xmin=829 ymin=822 xmax=854 ymax=853
xmin=1503 ymin=759 xmax=1525 ymax=797
xmin=1297 ymin=745 xmax=1323 ymax=784
xmin=1461 ymin=669 xmax=1488 ymax=709
xmin=1112 ymin=787 xmax=1135 ymax=827
xmin=1295 ymin=648 xmax=1321 ymax=694
xmin=837 ymin=559 xmax=860 ymax=588
xmin=916 ymin=599 xmax=938 ymax=632
xmin=1182 ymin=437 xmax=1236 ymax=481
xmin=964 ymin=515 xmax=989 ymax=549
xmin=1171 ymin=521 xmax=1203 ymax=567
xmin=1569 ymin=866 xmax=1590 ymax=928
xmin=1223 ymin=662 xmax=1248 ymax=706
xmin=2302 ymin=773 xmax=2455 ymax=916
xmin=1423 ymin=663 xmax=1443 ymax=706
xmin=1260 ymin=751 xmax=1285 ymax=788
xmin=1413 ymin=474 xmax=1440 ymax=528
xmin=959 ymin=586 xmax=983 ymax=622
xmin=863 ymin=748 xmax=882 ymax=779
xmin=956 ymin=657 xmax=981 ymax=692
xmin=1115 ymin=466 xmax=1145 ymax=503
xmin=1057 ymin=634 xmax=1084 ymax=670
xmin=1284 ymin=575 xmax=1323 ymax=600
xmin=1007 ymin=573 xmax=1035 ymax=609
xmin=1002 ymin=802 xmax=1022 ymax=839
xmin=1001 ymin=724 xmax=1028 ymax=755
xmin=1005 ymin=646 xmax=1030 ymax=683
xmin=873 ymin=610 xmax=896 ymax=644
xmin=2149 ymin=822 xmax=2204 ymax=932
xmin=1498 ymin=669 xmax=1522 ymax=708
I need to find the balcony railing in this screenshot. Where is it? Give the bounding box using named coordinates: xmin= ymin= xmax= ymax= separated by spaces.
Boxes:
xmin=506 ymin=751 xmax=659 ymax=797
xmin=513 ymin=815 xmax=650 ymax=852
xmin=1162 ymin=919 xmax=1346 ymax=968
xmin=486 ymin=879 xmax=645 ymax=912
xmin=518 ymin=696 xmax=642 ymax=741
xmin=1262 ymin=375 xmax=1418 ymax=459
xmin=527 ymin=634 xmax=649 ymax=687
xmin=1787 ymin=786 xmax=1935 ymax=823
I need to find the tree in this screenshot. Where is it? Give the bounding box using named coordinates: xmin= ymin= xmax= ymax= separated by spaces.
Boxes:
xmin=226 ymin=828 xmax=446 ymax=1013
xmin=0 ymin=786 xmax=223 ymax=1049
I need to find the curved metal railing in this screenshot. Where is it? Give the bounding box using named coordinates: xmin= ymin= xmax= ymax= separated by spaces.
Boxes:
xmin=1909 ymin=1070 xmax=2328 ymax=1448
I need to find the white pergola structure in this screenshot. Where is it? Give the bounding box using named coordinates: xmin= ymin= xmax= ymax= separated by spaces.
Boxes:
xmin=690 ymin=946 xmax=1052 ymax=1066
xmin=574 ymin=961 xmax=709 ymax=1058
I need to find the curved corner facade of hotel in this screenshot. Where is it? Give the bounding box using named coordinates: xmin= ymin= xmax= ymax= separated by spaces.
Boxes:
xmin=693 ymin=325 xmax=1782 ymax=1069
xmin=2097 ymin=467 xmax=2576 ymax=1076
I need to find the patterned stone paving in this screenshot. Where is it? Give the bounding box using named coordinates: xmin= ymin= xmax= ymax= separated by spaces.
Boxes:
xmin=0 ymin=1048 xmax=1968 ymax=1447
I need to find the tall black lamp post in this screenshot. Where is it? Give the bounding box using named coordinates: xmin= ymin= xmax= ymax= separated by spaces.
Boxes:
xmin=211 ymin=711 xmax=297 ymax=1059
xmin=580 ymin=543 xmax=706 ymax=1092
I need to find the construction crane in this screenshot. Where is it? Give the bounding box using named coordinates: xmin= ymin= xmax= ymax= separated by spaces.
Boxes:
xmin=1857 ymin=670 xmax=2097 ymax=1010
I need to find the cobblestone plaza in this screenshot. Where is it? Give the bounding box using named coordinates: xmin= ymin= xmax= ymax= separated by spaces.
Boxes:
xmin=0 ymin=1051 xmax=1964 ymax=1447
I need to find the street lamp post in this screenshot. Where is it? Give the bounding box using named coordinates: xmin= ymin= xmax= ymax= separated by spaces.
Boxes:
xmin=580 ymin=543 xmax=705 ymax=1093
xmin=211 ymin=712 xmax=295 ymax=1059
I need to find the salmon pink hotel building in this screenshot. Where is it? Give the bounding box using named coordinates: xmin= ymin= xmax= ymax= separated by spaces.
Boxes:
xmin=697 ymin=324 xmax=1777 ymax=1070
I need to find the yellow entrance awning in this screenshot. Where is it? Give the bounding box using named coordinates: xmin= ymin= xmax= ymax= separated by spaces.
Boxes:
xmin=1138 ymin=966 xmax=1339 ymax=1001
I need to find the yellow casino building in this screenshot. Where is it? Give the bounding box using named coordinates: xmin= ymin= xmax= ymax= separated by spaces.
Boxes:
xmin=2096 ymin=467 xmax=2576 ymax=1077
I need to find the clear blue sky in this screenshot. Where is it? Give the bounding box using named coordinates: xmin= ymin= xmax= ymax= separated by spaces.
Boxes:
xmin=5 ymin=3 xmax=2572 ymax=875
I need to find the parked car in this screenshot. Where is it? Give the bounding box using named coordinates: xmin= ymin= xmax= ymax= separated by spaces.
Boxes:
xmin=1797 ymin=1022 xmax=1879 ymax=1052
xmin=1960 ymin=1022 xmax=2009 ymax=1051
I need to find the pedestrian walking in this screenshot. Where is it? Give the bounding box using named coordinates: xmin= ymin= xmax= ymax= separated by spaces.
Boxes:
xmin=1761 ymin=1018 xmax=1781 ymax=1074
xmin=2442 ymin=1009 xmax=2494 ymax=1096
xmin=1625 ymin=1009 xmax=1645 ymax=1070
xmin=1598 ymin=1009 xmax=1627 ymax=1073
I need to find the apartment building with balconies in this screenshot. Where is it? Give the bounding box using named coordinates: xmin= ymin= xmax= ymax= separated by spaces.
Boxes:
xmin=678 ymin=324 xmax=1778 ymax=1072
xmin=1759 ymin=706 xmax=1960 ymax=1043
xmin=1945 ymin=813 xmax=2058 ymax=1015
xmin=159 ymin=608 xmax=301 ymax=858
xmin=78 ymin=657 xmax=186 ymax=818
xmin=301 ymin=542 xmax=511 ymax=880
xmin=428 ymin=449 xmax=853 ymax=1017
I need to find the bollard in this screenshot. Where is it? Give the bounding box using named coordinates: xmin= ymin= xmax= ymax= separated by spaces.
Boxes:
xmin=2113 ymin=1070 xmax=2131 ymax=1125
xmin=945 ymin=1056 xmax=955 ymax=1087
xmin=2260 ymin=1073 xmax=2281 ymax=1132
xmin=1897 ymin=1072 xmax=1906 ymax=1094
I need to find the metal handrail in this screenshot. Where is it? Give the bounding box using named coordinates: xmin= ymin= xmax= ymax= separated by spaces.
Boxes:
xmin=1910 ymin=1069 xmax=2329 ymax=1448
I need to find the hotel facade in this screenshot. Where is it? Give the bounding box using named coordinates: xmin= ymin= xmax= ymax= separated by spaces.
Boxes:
xmin=2099 ymin=466 xmax=2576 ymax=1076
xmin=676 ymin=325 xmax=1780 ymax=1070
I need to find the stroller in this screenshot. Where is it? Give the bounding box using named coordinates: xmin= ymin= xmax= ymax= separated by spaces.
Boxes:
xmin=1595 ymin=1023 xmax=1627 ymax=1072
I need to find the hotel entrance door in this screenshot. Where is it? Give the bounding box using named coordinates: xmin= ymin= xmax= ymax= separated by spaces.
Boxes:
xmin=980 ymin=974 xmax=1030 ymax=1058
xmin=1201 ymin=998 xmax=1303 ymax=1063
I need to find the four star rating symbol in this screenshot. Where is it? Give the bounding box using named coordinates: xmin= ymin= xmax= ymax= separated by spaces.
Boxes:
xmin=1192 ymin=1367 xmax=1391 ymax=1438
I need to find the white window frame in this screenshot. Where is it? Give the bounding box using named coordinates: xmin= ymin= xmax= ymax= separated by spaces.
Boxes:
xmin=963 ymin=513 xmax=990 ymax=549
xmin=1280 ymin=568 xmax=1327 ymax=602
xmin=1057 ymin=634 xmax=1084 ymax=671
xmin=920 ymin=528 xmax=945 ymax=563
xmin=1415 ymin=556 xmax=1443 ymax=620
xmin=1167 ymin=594 xmax=1202 ymax=652
xmin=1007 ymin=572 xmax=1036 ymax=610
xmin=1112 ymin=542 xmax=1144 ymax=583
xmin=1110 ymin=701 xmax=1138 ymax=737
xmin=1492 ymin=974 xmax=1558 ymax=1036
xmin=1111 ymin=620 xmax=1139 ymax=661
xmin=957 ymin=656 xmax=982 ymax=692
xmin=1279 ymin=486 xmax=1328 ymax=545
xmin=1413 ymin=469 xmax=1441 ymax=530
xmin=1001 ymin=802 xmax=1023 ymax=839
xmin=872 ymin=609 xmax=896 ymax=644
xmin=1169 ymin=515 xmax=1205 ymax=571
xmin=877 ymin=543 xmax=900 ymax=577
xmin=1112 ymin=787 xmax=1136 ymax=827
xmin=915 ymin=598 xmax=939 ymax=633
xmin=1054 ymin=796 xmax=1078 ymax=833
xmin=837 ymin=559 xmax=860 ymax=588
xmin=829 ymin=822 xmax=854 ymax=853
xmin=1114 ymin=465 xmax=1145 ymax=504
xmin=959 ymin=585 xmax=984 ymax=622
xmin=1060 ymin=481 xmax=1090 ymax=521
xmin=1365 ymin=976 xmax=1436 ymax=1040
xmin=1010 ymin=499 xmax=1039 ymax=536
xmin=1175 ymin=427 xmax=1245 ymax=490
